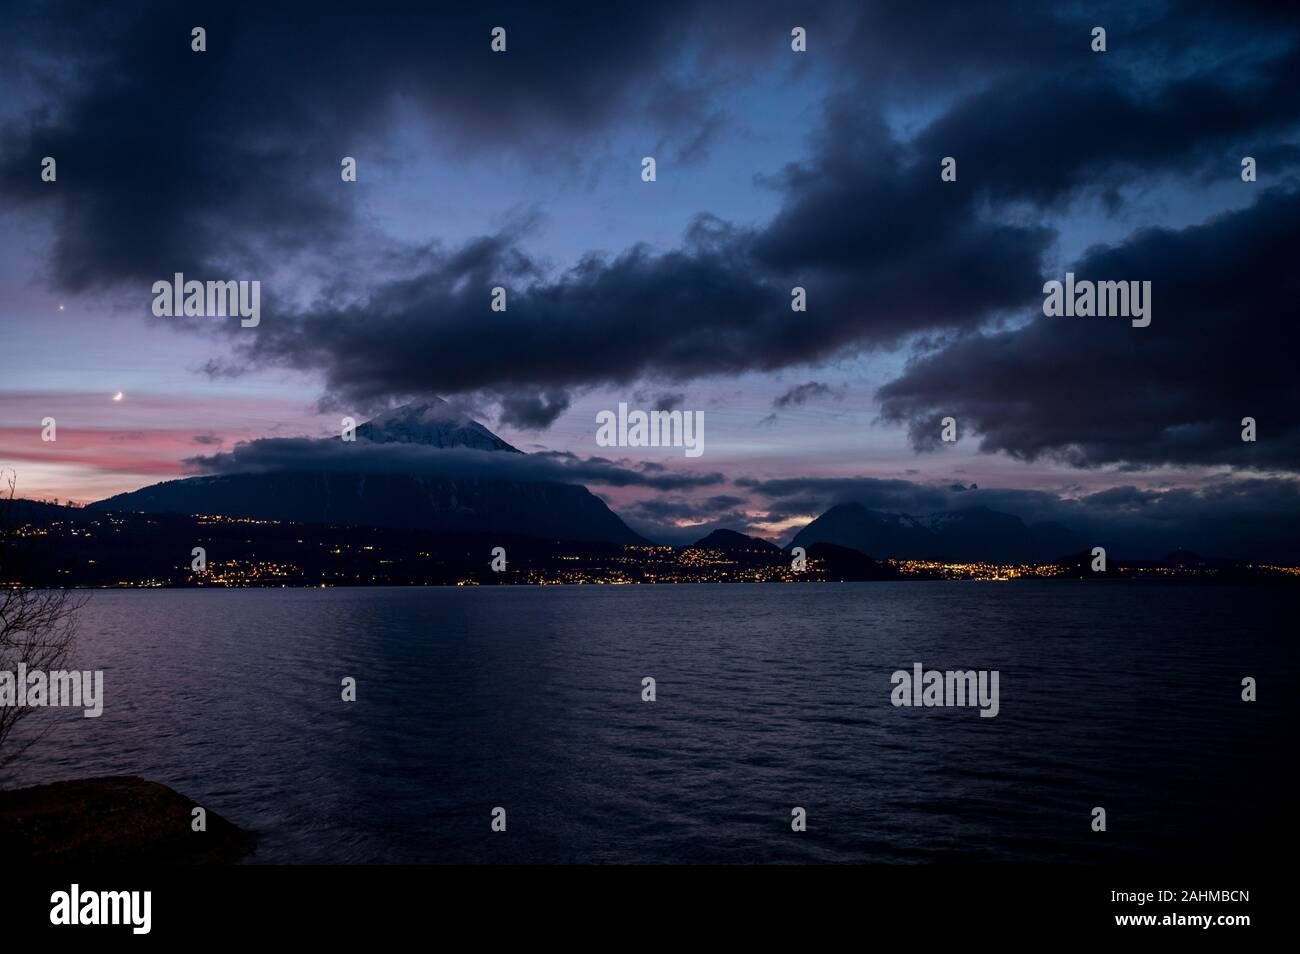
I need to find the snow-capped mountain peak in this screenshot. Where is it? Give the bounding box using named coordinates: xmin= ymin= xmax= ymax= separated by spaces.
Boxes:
xmin=355 ymin=399 xmax=520 ymax=453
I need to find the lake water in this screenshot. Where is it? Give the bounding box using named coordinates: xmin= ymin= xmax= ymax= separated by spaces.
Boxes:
xmin=3 ymin=583 xmax=1292 ymax=863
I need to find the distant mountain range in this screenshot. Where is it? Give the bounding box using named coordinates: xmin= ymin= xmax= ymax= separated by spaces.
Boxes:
xmin=74 ymin=400 xmax=1262 ymax=566
xmin=8 ymin=498 xmax=1297 ymax=587
xmin=791 ymin=502 xmax=1082 ymax=564
xmin=90 ymin=401 xmax=646 ymax=545
xmin=692 ymin=510 xmax=1085 ymax=568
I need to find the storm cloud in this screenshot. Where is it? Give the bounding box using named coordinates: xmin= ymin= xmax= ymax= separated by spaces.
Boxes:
xmin=0 ymin=0 xmax=712 ymax=291
xmin=878 ymin=189 xmax=1300 ymax=471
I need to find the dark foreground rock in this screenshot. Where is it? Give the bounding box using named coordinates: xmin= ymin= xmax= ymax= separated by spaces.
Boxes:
xmin=0 ymin=776 xmax=256 ymax=863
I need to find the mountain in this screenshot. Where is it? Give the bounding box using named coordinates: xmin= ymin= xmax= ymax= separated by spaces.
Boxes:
xmin=1164 ymin=547 xmax=1207 ymax=567
xmin=791 ymin=503 xmax=1082 ymax=564
xmin=90 ymin=402 xmax=646 ymax=545
xmin=355 ymin=399 xmax=520 ymax=452
xmin=804 ymin=542 xmax=902 ymax=581
xmin=92 ymin=471 xmax=645 ymax=544
xmin=689 ymin=529 xmax=781 ymax=553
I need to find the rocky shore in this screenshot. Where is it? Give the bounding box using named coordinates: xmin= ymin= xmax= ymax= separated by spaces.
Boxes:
xmin=0 ymin=776 xmax=256 ymax=863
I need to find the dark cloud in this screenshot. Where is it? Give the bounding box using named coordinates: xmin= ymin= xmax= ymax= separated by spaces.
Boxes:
xmin=5 ymin=0 xmax=1298 ymax=482
xmin=773 ymin=381 xmax=840 ymax=408
xmin=749 ymin=104 xmax=1051 ymax=332
xmin=0 ymin=0 xmax=709 ymax=290
xmin=236 ymin=229 xmax=780 ymax=403
xmin=738 ymin=475 xmax=960 ymax=519
xmin=188 ymin=438 xmax=726 ymax=492
xmin=496 ymin=390 xmax=572 ymax=430
xmin=878 ymin=189 xmax=1300 ymax=471
xmin=219 ymin=0 xmax=1300 ymax=414
xmin=632 ymin=390 xmax=687 ymax=412
xmin=631 ymin=494 xmax=746 ymax=522
xmin=0 ymin=1 xmax=1164 ymax=400
xmin=911 ymin=50 xmax=1300 ymax=210
xmin=225 ymin=97 xmax=1053 ymax=409
xmin=622 ymin=494 xmax=762 ymax=545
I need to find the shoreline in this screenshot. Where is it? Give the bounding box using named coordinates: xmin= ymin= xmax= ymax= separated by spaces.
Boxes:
xmin=0 ymin=776 xmax=256 ymax=864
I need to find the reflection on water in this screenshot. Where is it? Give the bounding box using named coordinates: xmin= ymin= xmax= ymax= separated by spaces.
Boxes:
xmin=4 ymin=582 xmax=1292 ymax=863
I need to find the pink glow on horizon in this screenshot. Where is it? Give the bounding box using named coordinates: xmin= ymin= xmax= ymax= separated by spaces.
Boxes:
xmin=0 ymin=390 xmax=331 ymax=504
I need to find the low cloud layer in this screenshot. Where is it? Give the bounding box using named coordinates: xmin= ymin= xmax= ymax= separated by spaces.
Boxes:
xmin=188 ymin=437 xmax=726 ymax=492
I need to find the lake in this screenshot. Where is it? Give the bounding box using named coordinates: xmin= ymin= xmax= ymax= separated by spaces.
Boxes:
xmin=3 ymin=582 xmax=1291 ymax=863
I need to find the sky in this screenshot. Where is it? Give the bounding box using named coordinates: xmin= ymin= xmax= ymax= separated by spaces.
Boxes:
xmin=1 ymin=0 xmax=1298 ymax=554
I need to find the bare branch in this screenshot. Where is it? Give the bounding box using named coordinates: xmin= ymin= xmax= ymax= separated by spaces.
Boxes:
xmin=0 ymin=471 xmax=88 ymax=769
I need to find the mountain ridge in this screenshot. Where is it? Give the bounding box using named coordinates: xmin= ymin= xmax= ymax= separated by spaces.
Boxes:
xmin=355 ymin=399 xmax=520 ymax=452
xmin=791 ymin=502 xmax=1083 ymax=563
xmin=689 ymin=528 xmax=781 ymax=553
xmin=88 ymin=402 xmax=646 ymax=545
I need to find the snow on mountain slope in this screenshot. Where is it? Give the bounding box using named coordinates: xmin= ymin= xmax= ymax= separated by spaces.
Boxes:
xmin=356 ymin=399 xmax=520 ymax=453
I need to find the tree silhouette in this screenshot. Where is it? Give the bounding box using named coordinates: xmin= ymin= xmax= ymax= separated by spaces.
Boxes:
xmin=0 ymin=472 xmax=86 ymax=769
